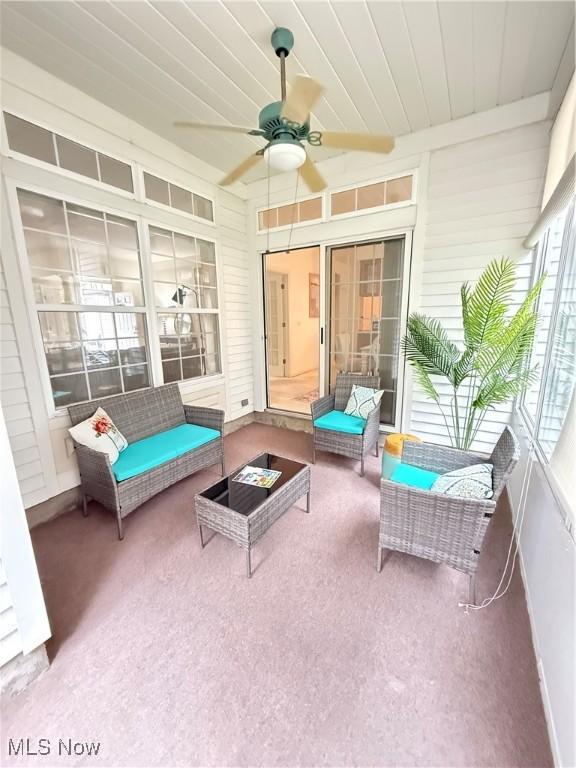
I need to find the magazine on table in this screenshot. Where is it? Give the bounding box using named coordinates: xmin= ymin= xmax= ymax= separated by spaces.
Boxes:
xmin=233 ymin=465 xmax=281 ymax=489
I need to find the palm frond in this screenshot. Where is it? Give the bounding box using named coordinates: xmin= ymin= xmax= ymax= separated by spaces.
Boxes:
xmin=473 ymin=365 xmax=539 ymax=408
xmin=464 ymin=258 xmax=516 ymax=349
xmin=411 ymin=361 xmax=440 ymax=402
xmin=475 ymin=304 xmax=539 ymax=380
xmin=461 ymin=282 xmax=474 ymax=348
xmin=473 ymin=313 xmax=539 ymax=409
xmin=452 ymin=348 xmax=475 ymax=386
xmin=403 ymin=313 xmax=459 ymax=380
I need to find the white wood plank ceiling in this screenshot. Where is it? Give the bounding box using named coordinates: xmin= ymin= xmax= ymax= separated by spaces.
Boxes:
xmin=1 ymin=1 xmax=574 ymax=180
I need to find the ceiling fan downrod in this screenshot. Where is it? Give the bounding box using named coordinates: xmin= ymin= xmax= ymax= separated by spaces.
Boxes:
xmin=271 ymin=27 xmax=294 ymax=102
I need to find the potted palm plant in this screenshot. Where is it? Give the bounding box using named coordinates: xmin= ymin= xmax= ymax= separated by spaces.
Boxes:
xmin=403 ymin=258 xmax=544 ymax=450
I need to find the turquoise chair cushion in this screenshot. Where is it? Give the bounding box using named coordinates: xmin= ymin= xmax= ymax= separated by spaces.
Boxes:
xmin=390 ymin=462 xmax=440 ymax=490
xmin=313 ymin=409 xmax=366 ymax=435
xmin=113 ymin=423 xmax=220 ymax=482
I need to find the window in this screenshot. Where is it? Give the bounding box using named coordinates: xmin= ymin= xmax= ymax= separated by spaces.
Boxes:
xmin=16 ymin=190 xmax=223 ymax=409
xmin=523 ymin=206 xmax=572 ymax=423
xmin=258 ymin=197 xmax=322 ymax=231
xmin=522 ymin=200 xmax=576 ymax=460
xmin=39 ymin=311 xmax=149 ymax=407
xmin=150 ymin=225 xmax=221 ymax=383
xmin=330 ymin=175 xmax=413 ymax=216
xmin=17 ymin=190 xmax=149 ymax=409
xmin=143 ymin=172 xmax=214 ymax=222
xmin=4 ymin=114 xmax=133 ymax=192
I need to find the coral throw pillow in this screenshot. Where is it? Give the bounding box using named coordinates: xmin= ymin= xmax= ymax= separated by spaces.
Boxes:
xmin=68 ymin=407 xmax=128 ymax=464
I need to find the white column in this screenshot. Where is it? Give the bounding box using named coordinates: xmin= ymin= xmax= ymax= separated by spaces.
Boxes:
xmin=0 ymin=407 xmax=51 ymax=658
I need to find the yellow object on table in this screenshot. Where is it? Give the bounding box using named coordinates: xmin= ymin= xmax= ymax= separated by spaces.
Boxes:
xmin=382 ymin=433 xmax=421 ymax=479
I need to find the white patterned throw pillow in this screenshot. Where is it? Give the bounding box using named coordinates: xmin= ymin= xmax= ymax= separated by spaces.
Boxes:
xmin=344 ymin=385 xmax=384 ymax=420
xmin=431 ymin=463 xmax=494 ymax=499
xmin=68 ymin=407 xmax=128 ymax=464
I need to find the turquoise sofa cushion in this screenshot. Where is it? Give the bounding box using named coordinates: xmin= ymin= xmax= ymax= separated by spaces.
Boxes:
xmin=113 ymin=423 xmax=220 ymax=482
xmin=390 ymin=462 xmax=440 ymax=490
xmin=313 ymin=409 xmax=366 ymax=435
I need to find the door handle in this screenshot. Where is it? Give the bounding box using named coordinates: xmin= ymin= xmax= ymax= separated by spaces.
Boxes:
xmin=320 ymin=327 xmax=324 ymax=344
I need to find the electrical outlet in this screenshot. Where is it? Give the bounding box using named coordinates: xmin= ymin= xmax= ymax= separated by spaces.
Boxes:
xmin=241 ymin=398 xmax=249 ymax=407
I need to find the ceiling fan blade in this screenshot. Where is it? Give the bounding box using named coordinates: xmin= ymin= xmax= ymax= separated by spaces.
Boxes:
xmin=319 ymin=132 xmax=395 ymax=154
xmin=282 ymin=75 xmax=324 ymax=124
xmin=219 ymin=153 xmax=262 ymax=186
xmin=299 ymin=156 xmax=326 ymax=193
xmin=174 ymin=121 xmax=260 ymax=135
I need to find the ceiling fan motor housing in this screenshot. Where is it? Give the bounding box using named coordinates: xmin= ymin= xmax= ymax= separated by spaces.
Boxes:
xmin=258 ymin=101 xmax=309 ymax=142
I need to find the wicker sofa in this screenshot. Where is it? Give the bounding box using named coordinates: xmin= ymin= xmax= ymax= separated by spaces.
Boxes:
xmin=68 ymin=384 xmax=225 ymax=540
xmin=310 ymin=373 xmax=381 ymax=476
xmin=378 ymin=426 xmax=520 ymax=604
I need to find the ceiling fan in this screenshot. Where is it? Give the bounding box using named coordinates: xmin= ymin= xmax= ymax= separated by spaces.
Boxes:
xmin=174 ymin=27 xmax=395 ymax=192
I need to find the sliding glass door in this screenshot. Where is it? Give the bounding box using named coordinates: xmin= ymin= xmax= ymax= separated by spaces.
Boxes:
xmin=328 ymin=237 xmax=407 ymax=427
xmin=263 ymin=247 xmax=321 ymax=415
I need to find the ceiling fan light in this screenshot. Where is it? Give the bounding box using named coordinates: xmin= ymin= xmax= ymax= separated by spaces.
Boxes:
xmin=264 ymin=142 xmax=306 ymax=172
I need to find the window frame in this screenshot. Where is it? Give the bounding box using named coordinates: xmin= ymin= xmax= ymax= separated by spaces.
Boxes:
xmin=519 ymin=233 xmax=550 ymax=429
xmin=519 ymin=199 xmax=576 ymax=466
xmin=1 ymin=110 xmax=136 ymax=199
xmin=7 ymin=180 xmax=225 ymax=418
xmin=139 ymin=165 xmax=216 ymax=228
xmin=328 ymin=170 xmax=418 ymax=221
xmin=517 ymin=198 xmax=576 ymax=516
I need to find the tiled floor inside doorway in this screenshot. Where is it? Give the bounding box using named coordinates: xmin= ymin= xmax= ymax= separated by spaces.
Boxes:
xmin=268 ymin=369 xmax=319 ymax=415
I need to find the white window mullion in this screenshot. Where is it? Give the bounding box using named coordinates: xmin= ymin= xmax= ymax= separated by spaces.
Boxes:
xmin=138 ymin=218 xmax=164 ymax=388
xmin=133 ymin=162 xmax=146 ymax=204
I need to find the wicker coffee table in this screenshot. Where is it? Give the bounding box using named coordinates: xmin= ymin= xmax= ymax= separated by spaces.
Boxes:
xmin=195 ymin=452 xmax=311 ymax=577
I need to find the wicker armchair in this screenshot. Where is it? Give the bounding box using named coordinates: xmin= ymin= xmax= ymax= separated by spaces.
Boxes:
xmin=310 ymin=373 xmax=381 ymax=476
xmin=378 ymin=426 xmax=520 ymax=604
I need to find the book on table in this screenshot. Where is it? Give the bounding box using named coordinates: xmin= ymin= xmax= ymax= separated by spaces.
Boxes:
xmin=233 ymin=465 xmax=282 ymax=489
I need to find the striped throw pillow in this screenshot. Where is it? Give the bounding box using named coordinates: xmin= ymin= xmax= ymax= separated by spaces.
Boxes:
xmin=431 ymin=463 xmax=494 ymax=499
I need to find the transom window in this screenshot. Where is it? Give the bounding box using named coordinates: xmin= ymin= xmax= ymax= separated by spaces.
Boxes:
xmin=258 ymin=197 xmax=322 ymax=231
xmin=144 ymin=172 xmax=214 ymax=222
xmin=330 ymin=175 xmax=413 ymax=216
xmin=5 ymin=114 xmax=133 ymax=193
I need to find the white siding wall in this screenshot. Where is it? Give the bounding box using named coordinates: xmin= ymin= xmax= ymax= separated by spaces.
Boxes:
xmin=508 ymin=411 xmax=575 ymax=768
xmin=408 ymin=122 xmax=550 ymax=452
xmin=0 ymin=253 xmax=48 ymax=506
xmin=0 ymin=405 xmax=50 ymax=668
xmin=218 ymin=190 xmax=253 ymax=420
xmin=0 ymin=558 xmax=21 ymax=667
xmin=0 ymin=51 xmax=254 ymax=513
